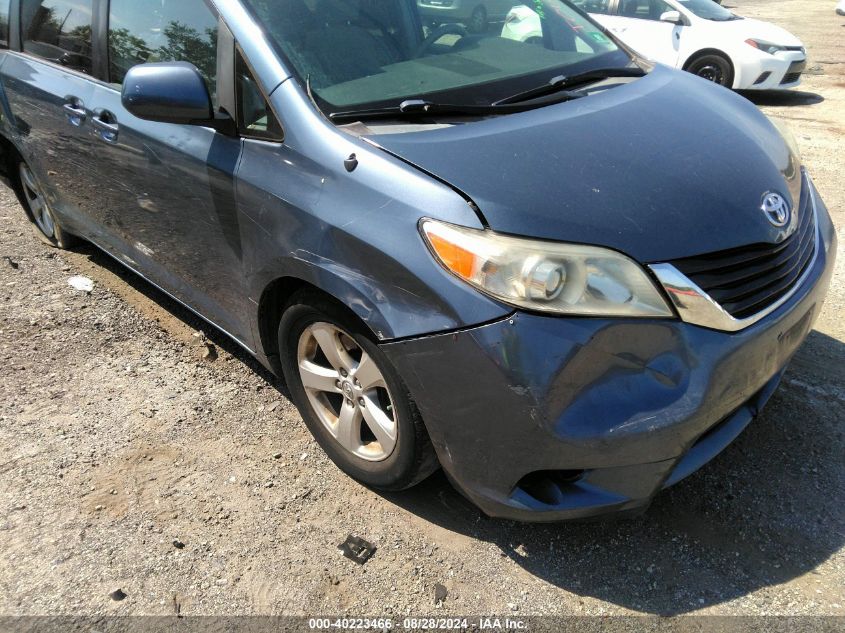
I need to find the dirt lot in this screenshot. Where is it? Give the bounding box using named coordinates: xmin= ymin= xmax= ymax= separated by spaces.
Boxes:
xmin=1 ymin=0 xmax=843 ymax=620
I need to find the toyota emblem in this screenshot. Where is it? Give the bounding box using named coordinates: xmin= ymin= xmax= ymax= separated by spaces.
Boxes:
xmin=761 ymin=192 xmax=791 ymax=228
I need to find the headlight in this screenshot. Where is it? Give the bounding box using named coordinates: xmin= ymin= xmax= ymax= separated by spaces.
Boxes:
xmin=745 ymin=39 xmax=787 ymax=55
xmin=421 ymin=220 xmax=674 ymax=318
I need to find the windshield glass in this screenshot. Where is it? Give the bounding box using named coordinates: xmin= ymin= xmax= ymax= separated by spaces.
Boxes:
xmin=676 ymin=0 xmax=738 ymax=21
xmin=241 ymin=0 xmax=633 ymax=113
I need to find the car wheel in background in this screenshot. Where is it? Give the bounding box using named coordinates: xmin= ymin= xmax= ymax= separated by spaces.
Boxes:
xmin=279 ymin=290 xmax=439 ymax=491
xmin=468 ymin=5 xmax=488 ymax=33
xmin=16 ymin=161 xmax=76 ymax=249
xmin=686 ymin=53 xmax=734 ymax=88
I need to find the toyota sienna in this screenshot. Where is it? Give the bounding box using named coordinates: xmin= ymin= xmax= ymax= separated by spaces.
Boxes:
xmin=0 ymin=0 xmax=836 ymax=520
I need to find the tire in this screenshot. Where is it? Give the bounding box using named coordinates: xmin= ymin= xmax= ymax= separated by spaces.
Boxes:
xmin=279 ymin=290 xmax=439 ymax=491
xmin=467 ymin=5 xmax=488 ymax=34
xmin=686 ymin=53 xmax=734 ymax=88
xmin=15 ymin=160 xmax=76 ymax=249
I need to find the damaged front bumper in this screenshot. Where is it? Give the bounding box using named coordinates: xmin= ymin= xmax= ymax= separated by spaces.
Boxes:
xmin=382 ymin=205 xmax=836 ymax=522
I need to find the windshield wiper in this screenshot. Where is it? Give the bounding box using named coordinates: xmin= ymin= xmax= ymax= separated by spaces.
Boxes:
xmin=328 ymin=67 xmax=643 ymax=122
xmin=329 ymin=98 xmax=559 ymax=123
xmin=494 ymin=66 xmax=646 ymax=106
xmin=328 ymin=67 xmax=643 ymax=123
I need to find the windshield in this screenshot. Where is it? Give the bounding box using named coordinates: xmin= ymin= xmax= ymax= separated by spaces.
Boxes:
xmin=676 ymin=0 xmax=738 ymax=21
xmin=241 ymin=0 xmax=633 ymax=114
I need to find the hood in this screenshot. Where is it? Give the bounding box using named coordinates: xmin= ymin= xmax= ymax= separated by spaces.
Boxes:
xmin=367 ymin=66 xmax=801 ymax=263
xmin=719 ymin=17 xmax=804 ymax=48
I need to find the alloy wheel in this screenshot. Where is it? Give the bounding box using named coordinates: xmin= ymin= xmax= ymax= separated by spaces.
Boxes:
xmin=297 ymin=322 xmax=398 ymax=462
xmin=19 ymin=163 xmax=55 ymax=239
xmin=695 ymin=63 xmax=725 ymax=85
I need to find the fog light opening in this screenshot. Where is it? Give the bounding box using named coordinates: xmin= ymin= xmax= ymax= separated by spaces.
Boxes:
xmin=516 ymin=470 xmax=585 ymax=506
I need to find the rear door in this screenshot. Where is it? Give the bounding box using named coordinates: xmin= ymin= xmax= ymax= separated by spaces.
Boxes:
xmin=82 ymin=0 xmax=252 ymax=344
xmin=1 ymin=0 xmax=100 ymax=235
xmin=601 ymin=0 xmax=683 ymax=66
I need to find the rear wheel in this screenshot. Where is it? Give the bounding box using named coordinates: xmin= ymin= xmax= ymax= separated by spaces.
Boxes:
xmin=279 ymin=291 xmax=439 ymax=491
xmin=686 ymin=53 xmax=734 ymax=88
xmin=17 ymin=161 xmax=75 ymax=248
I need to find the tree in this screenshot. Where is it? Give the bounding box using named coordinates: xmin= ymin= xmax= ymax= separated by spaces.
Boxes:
xmin=155 ymin=21 xmax=218 ymax=89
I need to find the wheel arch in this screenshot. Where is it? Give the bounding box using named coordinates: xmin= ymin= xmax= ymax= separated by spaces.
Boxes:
xmin=0 ymin=132 xmax=34 ymax=219
xmin=257 ymin=276 xmax=314 ymax=373
xmin=255 ymin=267 xmax=401 ymax=376
xmin=251 ymin=241 xmax=505 ymax=373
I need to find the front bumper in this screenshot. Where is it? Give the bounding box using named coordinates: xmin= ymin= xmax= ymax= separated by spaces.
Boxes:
xmin=736 ymin=49 xmax=806 ymax=90
xmin=383 ymin=192 xmax=836 ymax=522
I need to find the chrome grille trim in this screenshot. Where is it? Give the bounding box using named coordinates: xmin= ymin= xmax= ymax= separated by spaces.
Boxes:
xmin=650 ymin=186 xmax=821 ymax=332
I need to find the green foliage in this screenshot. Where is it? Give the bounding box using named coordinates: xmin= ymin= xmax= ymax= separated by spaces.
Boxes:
xmin=110 ymin=21 xmax=218 ymax=88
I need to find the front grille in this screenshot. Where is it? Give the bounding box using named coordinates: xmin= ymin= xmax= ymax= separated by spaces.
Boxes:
xmin=781 ymin=59 xmax=806 ymax=85
xmin=671 ymin=187 xmax=816 ymax=320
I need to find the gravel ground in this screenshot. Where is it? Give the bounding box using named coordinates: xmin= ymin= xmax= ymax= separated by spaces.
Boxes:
xmin=1 ymin=0 xmax=843 ymax=620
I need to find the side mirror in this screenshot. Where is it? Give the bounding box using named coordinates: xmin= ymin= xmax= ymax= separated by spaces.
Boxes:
xmin=659 ymin=10 xmax=683 ymax=24
xmin=122 ymin=62 xmax=235 ymax=134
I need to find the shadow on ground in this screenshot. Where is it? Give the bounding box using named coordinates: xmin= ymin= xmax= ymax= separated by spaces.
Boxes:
xmin=739 ymin=89 xmax=825 ymax=107
xmin=68 ymin=241 xmax=844 ymax=616
xmin=68 ymin=241 xmax=292 ymax=399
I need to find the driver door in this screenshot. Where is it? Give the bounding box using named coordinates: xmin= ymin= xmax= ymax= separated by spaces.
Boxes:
xmin=82 ymin=0 xmax=251 ymax=343
xmin=602 ymin=0 xmax=683 ymax=66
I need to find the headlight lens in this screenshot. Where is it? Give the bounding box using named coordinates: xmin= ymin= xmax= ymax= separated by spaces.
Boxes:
xmin=745 ymin=39 xmax=787 ymax=55
xmin=421 ymin=220 xmax=674 ymax=317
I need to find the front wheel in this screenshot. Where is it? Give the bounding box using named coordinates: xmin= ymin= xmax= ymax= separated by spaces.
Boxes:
xmin=279 ymin=291 xmax=439 ymax=491
xmin=686 ymin=53 xmax=734 ymax=88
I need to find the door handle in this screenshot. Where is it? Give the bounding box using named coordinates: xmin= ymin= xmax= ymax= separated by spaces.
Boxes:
xmin=62 ymin=101 xmax=86 ymax=126
xmin=92 ymin=112 xmax=119 ymax=144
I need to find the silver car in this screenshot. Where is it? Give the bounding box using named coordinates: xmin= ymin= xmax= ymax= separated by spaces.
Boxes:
xmin=417 ymin=0 xmax=517 ymax=32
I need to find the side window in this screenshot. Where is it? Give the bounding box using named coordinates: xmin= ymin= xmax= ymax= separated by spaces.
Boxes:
xmin=21 ymin=0 xmax=94 ymax=73
xmin=236 ymin=51 xmax=283 ymax=142
xmin=108 ymin=0 xmax=218 ymax=95
xmin=648 ymin=0 xmax=675 ymax=20
xmin=581 ymin=0 xmax=615 ymax=15
xmin=0 ymin=0 xmax=10 ymax=49
xmin=619 ymin=0 xmax=674 ymax=20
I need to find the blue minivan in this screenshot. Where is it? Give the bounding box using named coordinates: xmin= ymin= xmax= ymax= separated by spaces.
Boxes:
xmin=0 ymin=0 xmax=836 ymax=521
